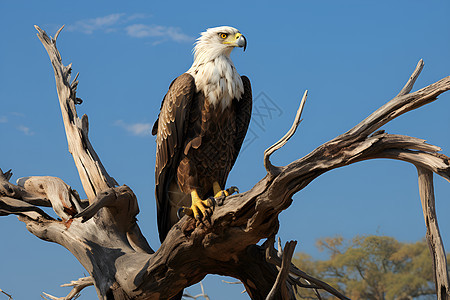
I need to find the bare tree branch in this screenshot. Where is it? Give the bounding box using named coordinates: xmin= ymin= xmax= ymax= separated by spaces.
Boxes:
xmin=183 ymin=281 xmax=210 ymax=300
xmin=417 ymin=167 xmax=450 ymax=299
xmin=264 ymin=90 xmax=308 ymax=177
xmin=0 ymin=169 xmax=52 ymax=207
xmin=0 ymin=288 xmax=13 ymax=300
xmin=397 ymin=59 xmax=424 ymax=97
xmin=264 ymin=237 xmax=349 ymax=299
xmin=16 ymin=176 xmax=85 ymax=220
xmin=42 ymin=276 xmax=94 ymax=300
xmin=0 ymin=196 xmax=54 ymax=220
xmin=34 ymin=25 xmax=117 ymax=203
xmin=266 ymin=241 xmax=297 ymax=300
xmin=336 ymin=60 xmax=448 ymax=141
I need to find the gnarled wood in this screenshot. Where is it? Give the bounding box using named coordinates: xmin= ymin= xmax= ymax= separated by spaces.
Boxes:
xmin=1 ymin=26 xmax=450 ymax=299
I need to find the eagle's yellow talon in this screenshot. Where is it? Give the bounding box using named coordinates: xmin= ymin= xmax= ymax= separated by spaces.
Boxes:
xmin=185 ymin=207 xmax=193 ymax=216
xmin=203 ymin=209 xmax=211 ymax=220
xmin=188 ymin=190 xmax=214 ymax=221
xmin=214 ymin=190 xmax=228 ymax=198
xmin=207 ymin=197 xmax=216 ymax=208
xmin=227 ymin=186 xmax=239 ymax=195
xmin=184 ymin=184 xmax=237 ymax=222
xmin=177 ymin=207 xmax=193 ymax=219
xmin=213 ymin=182 xmax=239 ymax=199
xmin=191 ymin=206 xmax=199 ymax=220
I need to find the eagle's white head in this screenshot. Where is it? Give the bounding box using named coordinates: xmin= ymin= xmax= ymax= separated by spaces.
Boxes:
xmin=187 ymin=26 xmax=246 ymax=109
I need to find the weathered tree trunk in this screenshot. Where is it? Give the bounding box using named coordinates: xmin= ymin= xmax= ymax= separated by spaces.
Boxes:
xmin=1 ymin=26 xmax=449 ymax=299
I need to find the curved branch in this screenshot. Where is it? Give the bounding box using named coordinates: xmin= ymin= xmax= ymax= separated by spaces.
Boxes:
xmin=264 ymin=90 xmax=308 ymax=177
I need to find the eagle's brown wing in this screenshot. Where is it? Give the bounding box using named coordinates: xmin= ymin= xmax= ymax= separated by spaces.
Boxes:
xmin=152 ymin=73 xmax=196 ymax=242
xmin=229 ymin=76 xmax=252 ymax=172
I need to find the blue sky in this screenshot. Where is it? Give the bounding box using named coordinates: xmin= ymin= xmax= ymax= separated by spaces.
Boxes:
xmin=1 ymin=1 xmax=449 ymax=299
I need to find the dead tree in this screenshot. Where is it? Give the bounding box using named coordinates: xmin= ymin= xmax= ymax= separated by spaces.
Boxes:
xmin=1 ymin=26 xmax=449 ymax=300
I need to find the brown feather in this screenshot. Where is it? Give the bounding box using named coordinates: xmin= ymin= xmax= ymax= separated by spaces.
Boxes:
xmin=231 ymin=76 xmax=252 ymax=168
xmin=154 ymin=73 xmax=196 ymax=242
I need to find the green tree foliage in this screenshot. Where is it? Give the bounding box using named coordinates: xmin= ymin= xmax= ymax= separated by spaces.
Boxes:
xmin=293 ymin=235 xmax=450 ymax=300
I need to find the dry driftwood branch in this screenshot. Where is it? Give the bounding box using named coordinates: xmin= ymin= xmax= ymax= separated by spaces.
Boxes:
xmin=0 ymin=288 xmax=13 ymax=300
xmin=0 ymin=168 xmax=53 ymax=207
xmin=42 ymin=276 xmax=94 ymax=300
xmin=417 ymin=167 xmax=450 ymax=299
xmin=16 ymin=176 xmax=86 ymax=220
xmin=183 ymin=281 xmax=210 ymax=300
xmin=266 ymin=241 xmax=297 ymax=300
xmin=263 ymin=237 xmax=348 ymax=299
xmin=264 ymin=90 xmax=307 ymax=177
xmin=397 ymin=59 xmax=424 ymax=97
xmin=34 ymin=25 xmax=117 ymax=203
xmin=1 ymin=26 xmax=450 ymax=299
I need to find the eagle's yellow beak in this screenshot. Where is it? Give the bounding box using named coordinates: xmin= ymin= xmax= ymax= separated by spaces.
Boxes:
xmin=224 ymin=32 xmax=247 ymax=51
xmin=235 ymin=33 xmax=247 ymax=51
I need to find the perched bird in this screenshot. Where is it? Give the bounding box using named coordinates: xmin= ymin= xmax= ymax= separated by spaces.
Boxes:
xmin=153 ymin=26 xmax=252 ymax=242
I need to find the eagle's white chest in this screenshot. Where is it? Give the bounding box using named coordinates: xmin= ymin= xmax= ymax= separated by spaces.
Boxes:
xmin=187 ymin=55 xmax=244 ymax=109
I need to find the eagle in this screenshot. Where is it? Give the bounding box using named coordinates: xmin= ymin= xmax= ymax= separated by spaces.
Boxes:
xmin=152 ymin=26 xmax=252 ymax=242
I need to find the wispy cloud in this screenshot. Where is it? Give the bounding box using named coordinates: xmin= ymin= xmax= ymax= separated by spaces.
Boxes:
xmin=115 ymin=120 xmax=151 ymax=136
xmin=2 ymin=113 xmax=34 ymax=136
xmin=126 ymin=13 xmax=152 ymax=22
xmin=17 ymin=125 xmax=34 ymax=136
xmin=67 ymin=13 xmax=125 ymax=34
xmin=66 ymin=13 xmax=192 ymax=44
xmin=125 ymin=24 xmax=193 ymax=43
xmin=10 ymin=112 xmax=25 ymax=117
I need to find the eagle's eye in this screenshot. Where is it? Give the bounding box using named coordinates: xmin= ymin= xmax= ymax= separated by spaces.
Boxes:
xmin=220 ymin=33 xmax=228 ymax=39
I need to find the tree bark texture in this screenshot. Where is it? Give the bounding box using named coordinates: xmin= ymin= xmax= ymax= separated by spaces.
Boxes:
xmin=1 ymin=26 xmax=449 ymax=299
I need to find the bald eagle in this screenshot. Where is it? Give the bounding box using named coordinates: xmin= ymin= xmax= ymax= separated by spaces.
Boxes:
xmin=152 ymin=26 xmax=252 ymax=242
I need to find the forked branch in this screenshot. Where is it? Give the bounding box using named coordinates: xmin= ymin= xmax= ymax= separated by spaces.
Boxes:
xmin=263 ymin=237 xmax=349 ymax=300
xmin=42 ymin=276 xmax=94 ymax=300
xmin=266 ymin=240 xmax=297 ymax=300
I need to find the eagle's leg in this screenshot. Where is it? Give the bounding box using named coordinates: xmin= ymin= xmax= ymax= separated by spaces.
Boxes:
xmin=213 ymin=182 xmax=239 ymax=199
